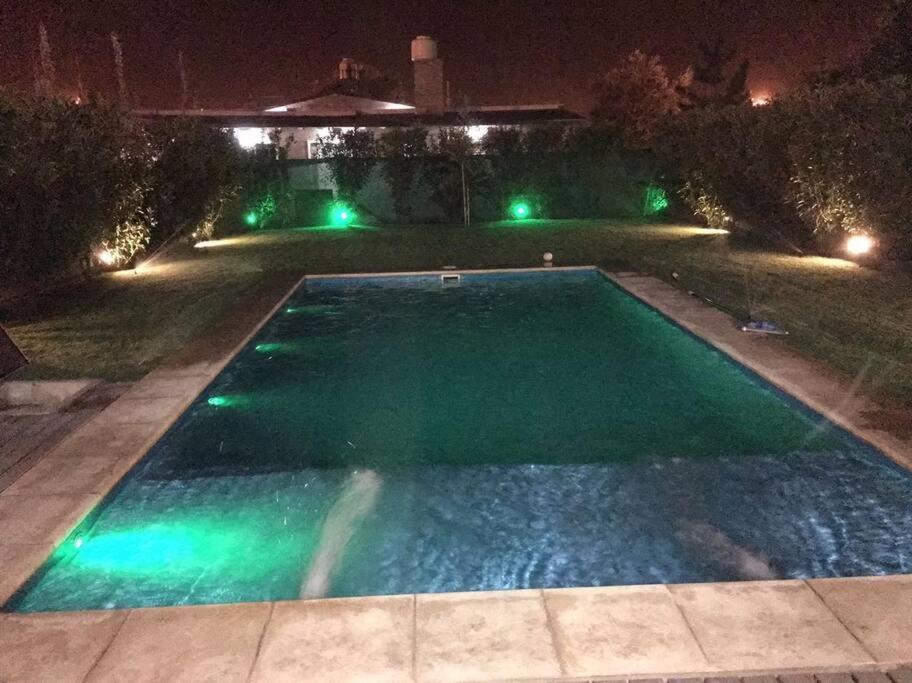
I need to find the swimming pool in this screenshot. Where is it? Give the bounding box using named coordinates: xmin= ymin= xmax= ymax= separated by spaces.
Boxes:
xmin=7 ymin=269 xmax=912 ymax=612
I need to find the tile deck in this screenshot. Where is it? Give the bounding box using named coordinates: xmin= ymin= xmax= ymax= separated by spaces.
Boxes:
xmin=1 ymin=268 xmax=910 ymax=681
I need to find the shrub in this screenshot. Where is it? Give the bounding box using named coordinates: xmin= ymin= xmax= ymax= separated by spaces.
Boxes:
xmin=143 ymin=118 xmax=239 ymax=244
xmin=425 ymin=128 xmax=483 ymax=222
xmin=785 ymin=78 xmax=912 ymax=255
xmin=316 ymin=128 xmax=377 ymax=202
xmin=378 ymin=127 xmax=428 ymax=221
xmin=657 ymin=103 xmax=810 ymax=251
xmin=0 ymin=95 xmax=150 ymax=284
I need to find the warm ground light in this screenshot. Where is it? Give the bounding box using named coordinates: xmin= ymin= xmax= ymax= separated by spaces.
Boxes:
xmin=4 ymin=219 xmax=912 ymax=415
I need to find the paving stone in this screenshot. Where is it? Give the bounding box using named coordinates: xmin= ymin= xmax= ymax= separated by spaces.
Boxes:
xmin=4 ymin=455 xmax=131 ymax=495
xmin=0 ymin=492 xmax=97 ymax=544
xmin=125 ymin=375 xmax=211 ymax=400
xmin=0 ymin=542 xmax=53 ymax=603
xmin=94 ymin=395 xmax=188 ymax=425
xmin=809 ymin=576 xmax=912 ymax=662
xmin=415 ymin=589 xmax=561 ymax=683
xmin=855 ymin=673 xmax=893 ymax=683
xmin=780 ymin=676 xmax=816 ymax=683
xmin=817 ymin=673 xmax=855 ymax=683
xmin=87 ymin=602 xmax=272 ymax=683
xmin=544 ymin=585 xmax=711 ymax=677
xmin=669 ymin=581 xmax=873 ymax=670
xmin=741 ymin=677 xmax=777 ymax=683
xmin=0 ymin=610 xmax=126 ymax=683
xmin=251 ymin=595 xmax=413 ymax=683
xmin=46 ymin=421 xmax=161 ymax=462
xmin=888 ymin=669 xmax=912 ymax=683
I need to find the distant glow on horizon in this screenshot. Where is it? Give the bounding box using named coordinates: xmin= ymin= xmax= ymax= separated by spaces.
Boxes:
xmin=233 ymin=127 xmax=270 ymax=149
xmin=751 ymin=92 xmax=772 ymax=106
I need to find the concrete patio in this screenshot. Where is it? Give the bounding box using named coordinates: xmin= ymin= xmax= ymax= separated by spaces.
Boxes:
xmin=1 ymin=268 xmax=911 ymax=682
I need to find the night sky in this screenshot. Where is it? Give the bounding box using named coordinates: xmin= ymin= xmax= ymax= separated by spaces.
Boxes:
xmin=0 ymin=0 xmax=885 ymax=112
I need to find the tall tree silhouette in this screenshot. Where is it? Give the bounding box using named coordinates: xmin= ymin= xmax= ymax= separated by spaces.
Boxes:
xmin=34 ymin=23 xmax=56 ymax=97
xmin=680 ymin=36 xmax=750 ymax=108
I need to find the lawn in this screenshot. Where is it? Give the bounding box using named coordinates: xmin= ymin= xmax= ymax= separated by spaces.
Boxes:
xmin=4 ymin=219 xmax=912 ymax=411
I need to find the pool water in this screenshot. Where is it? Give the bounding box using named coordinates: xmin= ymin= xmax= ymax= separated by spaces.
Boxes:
xmin=9 ymin=270 xmax=912 ymax=612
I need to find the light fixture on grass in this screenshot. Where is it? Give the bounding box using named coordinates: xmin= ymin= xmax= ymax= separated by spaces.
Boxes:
xmin=845 ymin=234 xmax=874 ymax=257
xmin=508 ymin=199 xmax=532 ymax=220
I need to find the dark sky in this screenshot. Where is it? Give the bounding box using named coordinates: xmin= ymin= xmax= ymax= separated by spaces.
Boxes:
xmin=0 ymin=0 xmax=884 ymax=112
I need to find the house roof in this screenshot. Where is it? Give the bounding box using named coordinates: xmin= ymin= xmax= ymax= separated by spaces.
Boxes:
xmin=132 ymin=105 xmax=585 ymax=128
xmin=265 ymin=93 xmax=415 ymax=114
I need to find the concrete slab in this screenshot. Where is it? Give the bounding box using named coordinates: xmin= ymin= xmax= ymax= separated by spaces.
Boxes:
xmin=0 ymin=492 xmax=97 ymax=544
xmin=669 ymin=581 xmax=873 ymax=670
xmin=0 ymin=610 xmax=125 ymax=683
xmin=809 ymin=576 xmax=912 ymax=662
xmin=86 ymin=602 xmax=272 ymax=683
xmin=251 ymin=595 xmax=413 ymax=683
xmin=0 ymin=542 xmax=54 ymax=603
xmin=0 ymin=379 xmax=98 ymax=410
xmin=415 ymin=589 xmax=562 ymax=682
xmin=4 ymin=455 xmax=131 ymax=496
xmin=544 ymin=585 xmax=712 ymax=677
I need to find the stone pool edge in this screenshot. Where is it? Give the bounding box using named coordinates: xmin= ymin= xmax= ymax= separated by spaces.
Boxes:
xmin=600 ymin=269 xmax=912 ymax=473
xmin=0 ymin=266 xmax=910 ymax=681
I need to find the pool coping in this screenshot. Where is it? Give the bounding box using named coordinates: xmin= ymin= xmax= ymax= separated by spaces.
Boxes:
xmin=1 ymin=265 xmax=911 ymax=681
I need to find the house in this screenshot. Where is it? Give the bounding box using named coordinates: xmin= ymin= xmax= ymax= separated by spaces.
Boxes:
xmin=134 ymin=36 xmax=583 ymax=161
xmin=134 ymin=37 xmax=584 ymax=222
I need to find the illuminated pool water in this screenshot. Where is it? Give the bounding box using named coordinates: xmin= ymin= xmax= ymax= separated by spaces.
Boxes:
xmin=8 ymin=269 xmax=912 ymax=612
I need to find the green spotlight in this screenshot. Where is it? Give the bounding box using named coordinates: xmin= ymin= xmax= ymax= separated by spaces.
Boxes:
xmin=508 ymin=200 xmax=532 ymax=220
xmin=244 ymin=211 xmax=258 ymax=227
xmin=644 ymin=184 xmax=670 ymax=216
xmin=254 ymin=342 xmax=283 ymax=353
xmin=207 ymin=396 xmax=230 ymax=407
xmin=329 ymin=202 xmax=356 ymax=227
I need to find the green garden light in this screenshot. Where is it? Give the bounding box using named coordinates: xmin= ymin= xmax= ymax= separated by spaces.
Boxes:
xmin=644 ymin=184 xmax=670 ymax=216
xmin=329 ymin=201 xmax=356 ymax=227
xmin=244 ymin=211 xmax=258 ymax=227
xmin=508 ymin=199 xmax=532 ymax=221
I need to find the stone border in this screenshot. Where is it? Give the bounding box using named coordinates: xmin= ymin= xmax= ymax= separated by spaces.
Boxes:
xmin=1 ymin=267 xmax=910 ymax=682
xmin=599 ymin=270 xmax=912 ymax=472
xmin=1 ymin=577 xmax=910 ymax=681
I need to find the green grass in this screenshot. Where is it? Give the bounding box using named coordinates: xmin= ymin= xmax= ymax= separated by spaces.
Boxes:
xmin=4 ymin=219 xmax=912 ymax=411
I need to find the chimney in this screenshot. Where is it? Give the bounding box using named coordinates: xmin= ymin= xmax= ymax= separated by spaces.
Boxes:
xmin=411 ymin=36 xmax=445 ymax=111
xmin=338 ymin=57 xmax=363 ymax=81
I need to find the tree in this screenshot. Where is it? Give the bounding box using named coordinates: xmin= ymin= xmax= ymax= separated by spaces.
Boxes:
xmin=177 ymin=51 xmax=190 ymax=110
xmin=316 ymin=128 xmax=377 ymax=202
xmin=680 ymin=37 xmax=751 ymax=108
xmin=426 ymin=127 xmax=480 ymax=224
xmin=34 ymin=23 xmax=56 ymax=98
xmin=860 ymin=0 xmax=912 ymax=79
xmin=111 ymin=33 xmax=128 ymax=108
xmin=591 ymin=50 xmax=682 ymax=148
xmin=378 ymin=127 xmax=428 ymax=221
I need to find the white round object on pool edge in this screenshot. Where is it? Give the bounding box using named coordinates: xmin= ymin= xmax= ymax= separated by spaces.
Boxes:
xmin=543 ymin=252 xmax=553 ymax=262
